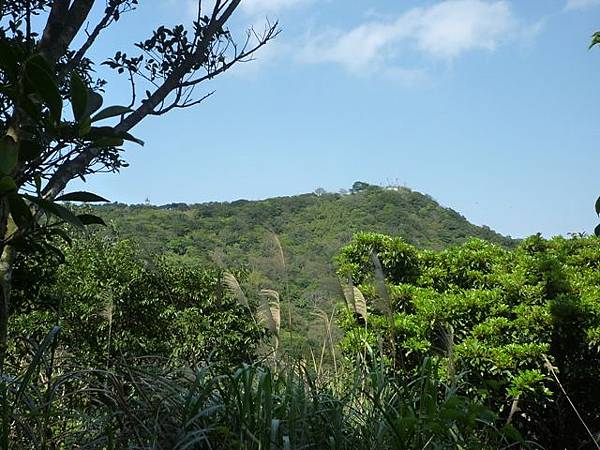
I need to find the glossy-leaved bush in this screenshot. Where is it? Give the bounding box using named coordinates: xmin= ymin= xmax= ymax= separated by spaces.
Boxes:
xmin=337 ymin=232 xmax=600 ymax=449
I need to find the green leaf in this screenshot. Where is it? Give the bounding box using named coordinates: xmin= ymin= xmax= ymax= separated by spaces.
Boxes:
xmin=77 ymin=214 xmax=107 ymax=226
xmin=24 ymin=56 xmax=62 ymax=122
xmin=89 ymin=137 xmax=124 ymax=148
xmin=0 ymin=176 xmax=17 ymax=194
xmin=85 ymin=91 xmax=104 ymax=117
xmin=7 ymin=192 xmax=33 ymax=230
xmin=0 ymin=136 xmax=18 ymax=174
xmin=91 ymin=105 xmax=132 ymax=122
xmin=24 ymin=195 xmax=84 ymax=228
xmin=0 ymin=40 xmax=19 ymax=80
xmin=87 ymin=126 xmax=143 ymax=146
xmin=121 ymin=131 xmax=144 ymax=146
xmin=79 ymin=116 xmax=92 ymax=137
xmin=70 ymin=72 xmax=88 ymax=121
xmin=15 ymin=326 xmax=61 ymax=405
xmin=55 ymin=191 xmax=109 ymax=203
xmin=590 ymin=32 xmax=600 ymax=49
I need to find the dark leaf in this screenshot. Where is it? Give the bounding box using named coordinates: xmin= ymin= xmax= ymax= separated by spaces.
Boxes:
xmin=55 ymin=191 xmax=109 ymax=203
xmin=77 ymin=214 xmax=107 ymax=226
xmin=24 ymin=195 xmax=84 ymax=228
xmin=85 ymin=91 xmax=104 ymax=116
xmin=0 ymin=40 xmax=19 ymax=79
xmin=70 ymin=72 xmax=88 ymax=121
xmin=91 ymin=105 xmax=132 ymax=122
xmin=19 ymin=140 xmax=43 ymax=161
xmin=48 ymin=228 xmax=72 ymax=245
xmin=7 ymin=192 xmax=33 ymax=230
xmin=0 ymin=135 xmax=18 ymax=174
xmin=0 ymin=176 xmax=17 ymax=194
xmin=24 ymin=56 xmax=62 ymax=122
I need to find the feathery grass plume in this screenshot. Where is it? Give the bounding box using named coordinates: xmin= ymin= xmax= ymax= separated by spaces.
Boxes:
xmin=223 ymin=271 xmax=249 ymax=308
xmin=268 ymin=230 xmax=286 ymax=275
xmin=312 ymin=309 xmax=329 ymax=377
xmin=370 ymin=251 xmax=400 ymax=368
xmin=312 ymin=307 xmax=339 ymax=380
xmin=259 ymin=289 xmax=281 ymax=336
xmin=99 ymin=292 xmax=115 ymax=371
xmin=210 ymin=247 xmax=227 ymax=268
xmin=370 ymin=251 xmax=393 ymax=316
xmin=267 ymin=230 xmax=293 ymax=347
xmin=342 ymin=284 xmax=368 ymax=325
xmin=259 ymin=289 xmax=281 ymax=358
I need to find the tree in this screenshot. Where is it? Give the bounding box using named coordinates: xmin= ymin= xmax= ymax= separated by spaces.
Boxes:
xmin=0 ymin=1 xmax=277 ymax=372
xmin=10 ymin=235 xmax=262 ymax=367
xmin=350 ymin=181 xmax=372 ymax=193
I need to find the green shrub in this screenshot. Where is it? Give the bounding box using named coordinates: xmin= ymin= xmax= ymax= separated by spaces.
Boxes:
xmin=8 ymin=235 xmax=261 ymax=368
xmin=337 ymin=232 xmax=600 ymax=448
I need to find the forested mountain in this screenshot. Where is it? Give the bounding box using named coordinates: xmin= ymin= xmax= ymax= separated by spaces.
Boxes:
xmin=90 ymin=185 xmax=515 ymax=303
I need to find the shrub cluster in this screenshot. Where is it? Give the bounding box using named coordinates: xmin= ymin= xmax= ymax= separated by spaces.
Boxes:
xmin=7 ymin=236 xmax=261 ymax=368
xmin=337 ymin=232 xmax=600 ymax=448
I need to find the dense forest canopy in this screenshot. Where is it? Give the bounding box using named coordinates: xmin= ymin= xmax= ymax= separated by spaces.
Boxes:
xmin=89 ymin=184 xmax=515 ymax=299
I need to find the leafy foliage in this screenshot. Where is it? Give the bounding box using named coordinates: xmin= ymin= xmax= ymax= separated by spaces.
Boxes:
xmin=8 ymin=235 xmax=262 ymax=367
xmin=4 ymin=349 xmax=523 ymax=449
xmin=88 ymin=185 xmax=515 ymax=302
xmin=337 ymin=232 xmax=600 ymax=448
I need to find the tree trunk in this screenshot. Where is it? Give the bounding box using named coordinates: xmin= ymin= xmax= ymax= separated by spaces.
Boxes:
xmin=0 ymin=209 xmax=15 ymax=376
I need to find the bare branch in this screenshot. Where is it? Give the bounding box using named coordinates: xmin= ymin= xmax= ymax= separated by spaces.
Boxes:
xmin=150 ymin=90 xmax=215 ymax=116
xmin=180 ymin=23 xmax=279 ymax=89
xmin=42 ymin=0 xmax=278 ymax=200
xmin=61 ymin=1 xmax=119 ymax=75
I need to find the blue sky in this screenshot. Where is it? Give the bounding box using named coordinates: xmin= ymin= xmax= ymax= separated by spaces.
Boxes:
xmin=71 ymin=0 xmax=600 ymax=238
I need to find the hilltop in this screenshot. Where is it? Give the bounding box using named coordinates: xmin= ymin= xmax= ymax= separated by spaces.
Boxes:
xmin=91 ymin=184 xmax=514 ymax=303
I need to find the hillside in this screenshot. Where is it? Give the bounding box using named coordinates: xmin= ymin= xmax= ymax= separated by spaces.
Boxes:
xmin=91 ymin=185 xmax=514 ymax=303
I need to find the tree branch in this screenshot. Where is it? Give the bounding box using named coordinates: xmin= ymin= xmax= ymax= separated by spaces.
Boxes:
xmin=61 ymin=1 xmax=119 ymax=75
xmin=42 ymin=0 xmax=245 ymax=199
xmin=39 ymin=0 xmax=95 ymax=66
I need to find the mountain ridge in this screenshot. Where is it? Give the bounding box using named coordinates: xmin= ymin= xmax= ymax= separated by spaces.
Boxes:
xmin=89 ymin=184 xmax=515 ymax=303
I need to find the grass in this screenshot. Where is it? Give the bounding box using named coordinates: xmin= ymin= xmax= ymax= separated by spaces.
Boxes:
xmin=2 ymin=329 xmax=528 ymax=449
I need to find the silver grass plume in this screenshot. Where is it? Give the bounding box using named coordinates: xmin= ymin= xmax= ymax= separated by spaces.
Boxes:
xmin=342 ymin=284 xmax=368 ymax=325
xmin=223 ymin=271 xmax=249 ymax=308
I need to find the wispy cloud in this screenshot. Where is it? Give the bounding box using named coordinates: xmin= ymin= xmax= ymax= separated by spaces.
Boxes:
xmin=300 ymin=0 xmax=520 ymax=73
xmin=564 ymin=0 xmax=600 ymax=11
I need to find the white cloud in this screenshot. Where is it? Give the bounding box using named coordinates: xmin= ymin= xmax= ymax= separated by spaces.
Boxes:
xmin=565 ymin=0 xmax=600 ymax=11
xmin=241 ymin=0 xmax=310 ymax=15
xmin=300 ymin=0 xmax=519 ymax=73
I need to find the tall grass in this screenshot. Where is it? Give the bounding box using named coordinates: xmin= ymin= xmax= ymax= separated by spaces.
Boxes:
xmin=2 ymin=333 xmax=529 ymax=449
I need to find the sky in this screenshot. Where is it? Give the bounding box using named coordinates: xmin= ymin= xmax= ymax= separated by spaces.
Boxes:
xmin=69 ymin=0 xmax=600 ymax=239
